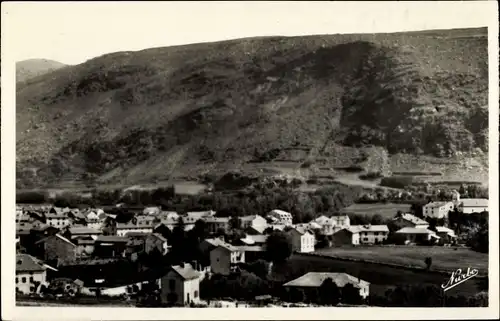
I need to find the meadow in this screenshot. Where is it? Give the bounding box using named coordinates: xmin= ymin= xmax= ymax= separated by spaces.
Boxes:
xmin=339 ymin=203 xmax=412 ymax=218
xmin=313 ymin=245 xmax=488 ymax=275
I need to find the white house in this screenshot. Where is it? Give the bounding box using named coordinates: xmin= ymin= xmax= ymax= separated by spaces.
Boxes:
xmin=45 ymin=210 xmax=70 ymax=228
xmin=333 ymin=225 xmax=389 ymax=245
xmin=458 ymin=198 xmax=488 ymax=214
xmin=312 ymin=215 xmax=350 ymax=235
xmin=16 ymin=254 xmax=48 ymax=294
xmin=287 ymin=227 xmax=315 ymax=253
xmin=283 ymin=272 xmax=370 ymax=299
xmin=423 ymin=202 xmax=455 ymax=218
xmin=240 ymin=215 xmax=268 ymax=234
xmin=160 ymin=263 xmax=201 ymax=306
xmin=268 ymin=209 xmax=293 ymax=226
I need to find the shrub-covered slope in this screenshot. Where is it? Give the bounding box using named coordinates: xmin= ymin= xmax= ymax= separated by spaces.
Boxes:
xmin=16 ymin=28 xmax=488 ymax=188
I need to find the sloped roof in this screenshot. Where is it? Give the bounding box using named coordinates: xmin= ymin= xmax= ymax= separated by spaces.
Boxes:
xmin=35 ymin=234 xmax=76 ymax=246
xmin=460 ymin=198 xmax=488 ymax=208
xmin=396 ymin=213 xmax=429 ymax=225
xmin=289 ymin=226 xmax=313 ymax=235
xmin=235 ymin=245 xmax=264 ymax=252
xmin=347 ymin=225 xmax=389 ymax=233
xmin=247 ymin=234 xmax=268 ymax=244
xmin=171 ymin=263 xmax=200 ymax=280
xmin=269 ymin=209 xmax=292 ymax=216
xmin=69 ymin=227 xmax=102 ymax=235
xmin=95 ymin=235 xmax=129 ymax=243
xmin=214 ymin=243 xmax=239 ymax=252
xmin=436 ymin=226 xmax=456 ymax=236
xmin=186 ymin=210 xmax=216 ymax=220
xmin=395 ymin=227 xmax=436 ymax=234
xmin=16 ymin=254 xmax=45 ymax=272
xmin=424 ymin=201 xmax=453 ymax=208
xmin=283 ymin=272 xmax=369 ymax=288
xmin=116 ymin=223 xmax=154 ymax=229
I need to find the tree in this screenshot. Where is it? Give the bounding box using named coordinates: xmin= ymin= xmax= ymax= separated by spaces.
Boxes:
xmin=342 ymin=283 xmax=363 ymax=305
xmin=170 ymin=217 xmax=187 ymax=262
xmin=424 ymin=257 xmax=432 ymax=270
xmin=319 ymin=278 xmax=341 ymax=305
xmin=229 ymin=216 xmax=242 ymax=230
xmin=370 ymin=214 xmax=385 ymax=225
xmin=246 ymin=259 xmax=270 ymax=279
xmin=265 ymin=231 xmax=293 ymax=263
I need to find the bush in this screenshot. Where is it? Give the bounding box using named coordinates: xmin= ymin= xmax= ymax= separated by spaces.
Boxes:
xmin=265 ymin=231 xmax=293 ymax=263
xmin=359 ymin=172 xmax=383 ymax=180
xmin=16 ymin=190 xmax=49 ymax=204
xmin=380 ymin=176 xmax=415 ymax=189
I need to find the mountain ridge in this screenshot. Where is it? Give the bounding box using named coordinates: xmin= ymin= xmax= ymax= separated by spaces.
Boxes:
xmin=16 ymin=27 xmax=489 ymax=189
xmin=16 ymin=59 xmax=68 ymax=83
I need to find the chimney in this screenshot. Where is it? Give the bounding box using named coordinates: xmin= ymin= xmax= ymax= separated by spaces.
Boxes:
xmin=192 ymin=260 xmax=198 ymax=271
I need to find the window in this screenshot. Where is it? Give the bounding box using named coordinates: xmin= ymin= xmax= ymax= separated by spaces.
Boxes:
xmin=22 ymin=277 xmax=26 ymax=283
xmin=16 ymin=277 xmax=19 ymax=284
xmin=30 ymin=277 xmax=34 ymax=283
xmin=194 ymin=290 xmax=199 ymax=298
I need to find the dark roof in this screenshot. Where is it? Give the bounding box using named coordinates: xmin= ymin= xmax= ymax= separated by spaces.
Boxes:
xmin=16 ymin=254 xmax=46 ymax=272
xmin=171 ymin=263 xmax=200 ymax=280
xmin=95 ymin=236 xmax=129 ymax=243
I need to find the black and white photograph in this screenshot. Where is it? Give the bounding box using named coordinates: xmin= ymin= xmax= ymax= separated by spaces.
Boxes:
xmin=1 ymin=1 xmax=499 ymax=320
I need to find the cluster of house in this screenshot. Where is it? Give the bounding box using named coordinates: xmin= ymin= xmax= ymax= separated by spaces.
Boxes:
xmin=14 ymin=191 xmax=488 ymax=306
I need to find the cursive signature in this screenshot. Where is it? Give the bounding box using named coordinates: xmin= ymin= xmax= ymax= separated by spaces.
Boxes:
xmin=441 ymin=267 xmax=479 ymax=292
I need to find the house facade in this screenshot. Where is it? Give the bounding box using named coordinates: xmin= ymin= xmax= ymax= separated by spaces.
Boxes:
xmin=333 ymin=225 xmax=389 ymax=245
xmin=423 ymin=202 xmax=455 ymax=218
xmin=203 ymin=217 xmax=230 ymax=234
xmin=287 ymin=227 xmax=315 ymax=253
xmin=458 ymin=198 xmax=489 ymax=214
xmin=16 ymin=254 xmax=47 ymax=294
xmin=395 ymin=227 xmax=440 ymax=244
xmin=160 ymin=263 xmax=201 ymax=306
xmin=75 ymin=238 xmax=96 ymax=257
xmin=34 ymin=234 xmax=77 ymax=266
xmin=435 ymin=226 xmax=457 ymax=244
xmin=268 ymin=209 xmax=293 ymax=226
xmin=93 ymin=236 xmax=128 ymax=258
xmin=210 ymin=244 xmax=245 ymax=275
xmin=45 ymin=212 xmax=70 ymax=228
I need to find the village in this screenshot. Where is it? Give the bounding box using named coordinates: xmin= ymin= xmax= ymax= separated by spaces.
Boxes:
xmin=15 ymin=189 xmax=489 ymax=307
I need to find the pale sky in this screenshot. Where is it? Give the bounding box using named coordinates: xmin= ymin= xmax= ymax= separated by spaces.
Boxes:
xmin=1 ymin=1 xmax=494 ymax=65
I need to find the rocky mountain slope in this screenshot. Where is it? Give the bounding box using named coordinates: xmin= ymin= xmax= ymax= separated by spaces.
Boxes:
xmin=16 ymin=28 xmax=489 ymax=189
xmin=16 ymin=59 xmax=67 ymax=83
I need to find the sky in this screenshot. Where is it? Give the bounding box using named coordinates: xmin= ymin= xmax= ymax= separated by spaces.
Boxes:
xmin=1 ymin=1 xmax=494 ymax=65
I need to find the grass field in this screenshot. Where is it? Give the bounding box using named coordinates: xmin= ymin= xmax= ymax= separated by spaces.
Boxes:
xmin=314 ymin=246 xmax=488 ymax=275
xmin=274 ymin=250 xmax=488 ymax=298
xmin=339 ymin=203 xmax=412 ymax=218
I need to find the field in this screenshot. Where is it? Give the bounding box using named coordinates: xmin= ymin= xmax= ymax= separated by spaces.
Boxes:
xmin=339 ymin=203 xmax=412 ymax=218
xmin=314 ymin=246 xmax=488 ymax=275
xmin=272 ymin=250 xmax=488 ymax=298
